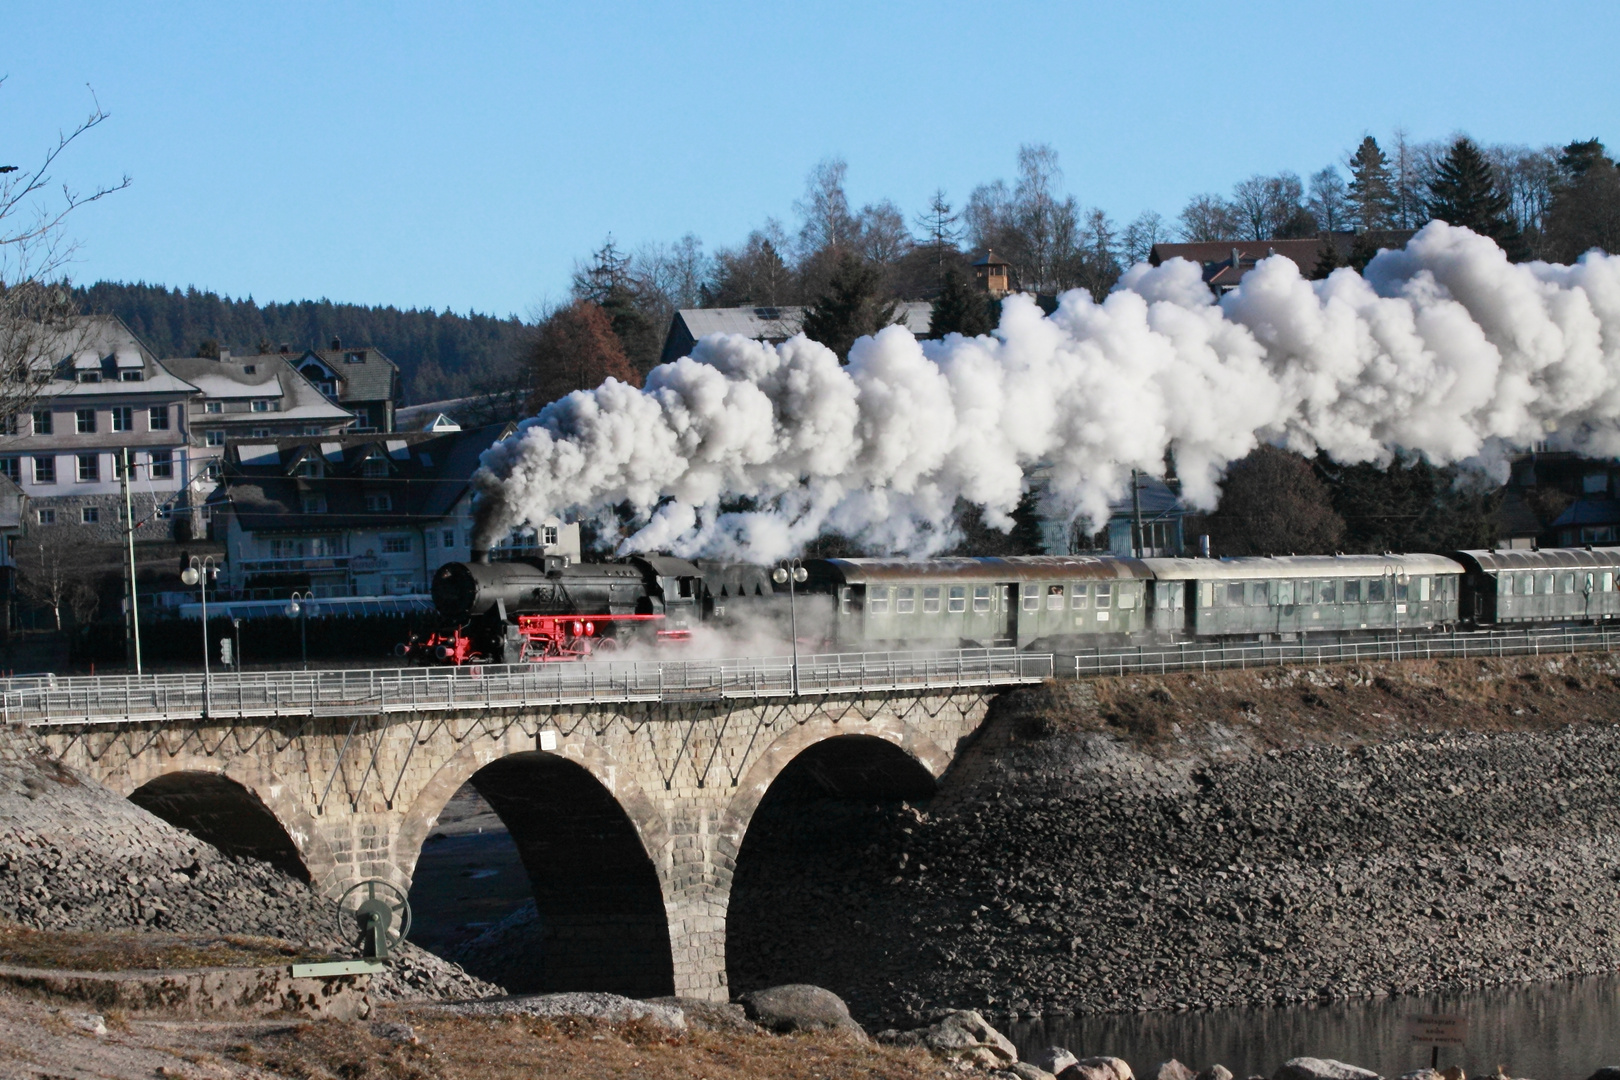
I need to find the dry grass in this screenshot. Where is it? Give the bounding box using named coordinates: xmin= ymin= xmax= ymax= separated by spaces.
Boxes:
xmin=993 ymin=651 xmax=1620 ymax=753
xmin=228 ymin=1012 xmax=955 ymax=1080
xmin=0 ymin=922 xmax=323 ymax=971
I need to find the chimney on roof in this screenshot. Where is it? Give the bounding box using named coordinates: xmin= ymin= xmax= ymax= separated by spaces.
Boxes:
xmin=1231 ymin=247 xmax=1241 ymax=267
xmin=330 ymin=338 xmax=341 ymax=350
xmin=219 ymin=348 xmax=231 ymax=362
xmin=278 ymin=343 xmax=290 ymax=354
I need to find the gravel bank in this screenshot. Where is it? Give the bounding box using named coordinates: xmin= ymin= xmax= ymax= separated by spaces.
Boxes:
xmin=0 ymin=732 xmax=500 ymax=1002
xmin=728 ymin=654 xmax=1620 ymax=1028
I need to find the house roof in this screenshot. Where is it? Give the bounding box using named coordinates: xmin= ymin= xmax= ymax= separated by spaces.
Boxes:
xmin=3 ymin=314 xmax=198 ymax=397
xmin=971 ymin=249 xmax=1011 ymax=268
xmin=1495 ymin=489 xmax=1543 ymax=538
xmin=664 ymin=303 xmax=934 ymax=360
xmin=297 ymin=345 xmax=399 ymax=405
xmin=218 ymin=422 xmax=510 ymax=532
xmin=1551 ymin=498 xmax=1620 ymax=528
xmin=161 ymin=355 xmax=355 ymax=423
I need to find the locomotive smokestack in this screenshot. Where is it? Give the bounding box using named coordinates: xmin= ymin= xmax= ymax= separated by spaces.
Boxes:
xmin=471 ymin=548 xmax=490 ymax=564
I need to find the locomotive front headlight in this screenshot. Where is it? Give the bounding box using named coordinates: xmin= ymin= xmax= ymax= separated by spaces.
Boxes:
xmin=584 ymin=621 xmax=595 ymax=636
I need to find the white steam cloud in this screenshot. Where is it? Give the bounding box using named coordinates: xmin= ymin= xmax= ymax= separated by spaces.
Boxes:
xmin=475 ymin=223 xmax=1620 ymax=562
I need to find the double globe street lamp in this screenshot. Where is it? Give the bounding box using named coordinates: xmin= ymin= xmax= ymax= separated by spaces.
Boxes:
xmin=772 ymin=559 xmax=809 ymax=696
xmin=180 ymin=555 xmax=219 ymax=712
xmin=286 ymin=591 xmax=315 ymax=671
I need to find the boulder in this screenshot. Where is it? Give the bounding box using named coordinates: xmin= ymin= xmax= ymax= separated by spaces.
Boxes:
xmin=877 ymin=1009 xmax=1017 ymax=1068
xmin=1007 ymin=1066 xmax=1059 ymax=1080
xmin=1198 ymin=1067 xmax=1235 ymax=1080
xmin=1149 ymin=1062 xmax=1195 ymax=1080
xmin=1033 ymin=1048 xmax=1081 ymax=1075
xmin=1274 ymin=1059 xmax=1381 ymax=1080
xmin=736 ymin=984 xmax=865 ymax=1039
xmin=1062 ymin=1057 xmax=1135 ymax=1080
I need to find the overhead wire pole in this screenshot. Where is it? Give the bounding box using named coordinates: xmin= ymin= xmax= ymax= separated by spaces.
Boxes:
xmin=120 ymin=448 xmax=142 ymax=675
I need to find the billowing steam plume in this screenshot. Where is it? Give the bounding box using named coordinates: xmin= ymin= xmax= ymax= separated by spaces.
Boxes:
xmin=473 ymin=223 xmax=1620 ymax=561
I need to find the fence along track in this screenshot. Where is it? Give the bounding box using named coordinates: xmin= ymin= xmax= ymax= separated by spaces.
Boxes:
xmin=1069 ymin=626 xmax=1620 ymax=678
xmin=1 ymin=648 xmax=1053 ymax=727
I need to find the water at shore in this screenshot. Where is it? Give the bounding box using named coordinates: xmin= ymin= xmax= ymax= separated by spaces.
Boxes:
xmin=1009 ymin=974 xmax=1620 ymax=1080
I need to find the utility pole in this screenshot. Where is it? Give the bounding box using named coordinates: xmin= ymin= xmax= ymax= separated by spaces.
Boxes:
xmin=1131 ymin=468 xmax=1146 ymax=558
xmin=121 ymin=448 xmax=142 ymax=675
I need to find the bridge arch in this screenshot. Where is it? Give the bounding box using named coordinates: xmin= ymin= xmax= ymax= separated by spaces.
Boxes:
xmin=398 ymin=735 xmax=675 ymax=997
xmin=722 ymin=716 xmax=945 ymax=1000
xmin=127 ymin=769 xmax=316 ymax=882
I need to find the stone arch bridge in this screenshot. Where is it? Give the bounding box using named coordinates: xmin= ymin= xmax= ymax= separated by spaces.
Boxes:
xmin=24 ymin=653 xmax=1045 ymax=1001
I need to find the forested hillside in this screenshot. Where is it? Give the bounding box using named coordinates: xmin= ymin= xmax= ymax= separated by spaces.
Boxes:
xmin=74 ymin=281 xmax=532 ymax=405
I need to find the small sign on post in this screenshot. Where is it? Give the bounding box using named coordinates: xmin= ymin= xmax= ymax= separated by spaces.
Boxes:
xmin=1407 ymin=1014 xmax=1468 ymax=1069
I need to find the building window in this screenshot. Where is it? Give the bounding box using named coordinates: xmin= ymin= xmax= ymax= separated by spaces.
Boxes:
xmin=362 ymin=458 xmax=387 ymax=478
xmin=443 ymin=529 xmax=456 ymax=548
xmin=36 ymin=508 xmax=55 ymax=525
xmin=542 ymin=525 xmax=559 ymax=546
xmin=251 ymin=399 xmax=271 ymax=413
xmin=0 ymin=458 xmax=16 ymax=484
xmin=424 ymin=530 xmax=437 ymax=548
xmin=301 ymin=494 xmax=327 ymax=514
xmin=294 ymin=459 xmax=322 ymax=478
xmin=77 ymin=453 xmax=99 ymax=482
xmin=32 ymin=456 xmax=55 ymax=485
xmin=81 ymin=506 xmax=100 ymax=524
xmin=31 ymin=411 xmax=51 ymax=435
xmin=251 ymin=428 xmax=270 ymax=438
xmin=382 ymin=535 xmax=411 ymax=554
xmin=205 ymin=401 xmax=223 ymax=414
xmin=148 ymin=406 xmax=170 ymax=430
xmin=110 ymin=406 xmax=133 ymax=432
xmin=119 ymin=369 xmax=142 ymax=382
xmin=77 ymin=370 xmax=100 ymax=383
xmin=76 ymin=408 xmax=96 ymax=434
xmin=345 ymin=351 xmax=366 ymax=363
xmin=148 ymin=449 xmax=174 ymax=479
xmin=365 ymin=493 xmax=393 ymax=512
xmin=206 ymin=430 xmax=225 ymax=446
xmin=243 ymin=364 xmax=257 ymax=374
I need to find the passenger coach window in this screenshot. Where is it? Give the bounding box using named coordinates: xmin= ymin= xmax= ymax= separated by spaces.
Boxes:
xmin=1541 ymin=573 xmax=1555 ymax=595
xmin=1248 ymin=581 xmax=1269 ymax=606
xmin=1319 ymin=580 xmax=1336 ymax=603
xmin=1419 ymin=577 xmax=1431 ymax=601
xmin=972 ymin=585 xmax=991 ymax=612
xmin=896 ymin=586 xmax=916 ymax=613
xmin=1367 ymin=579 xmax=1386 ymax=602
xmin=1096 ymin=584 xmax=1113 ymax=608
xmin=1519 ymin=573 xmax=1535 ymax=595
xmin=1199 ymin=582 xmax=1214 ymax=608
xmin=948 ymin=586 xmax=966 ymax=612
xmin=1497 ymin=575 xmax=1511 ymax=596
xmin=1047 ymin=584 xmax=1064 ymax=610
xmin=1605 ymin=572 xmax=1615 ymax=592
xmin=1071 ymin=584 xmax=1089 ymax=609
xmin=923 ymin=586 xmax=941 ymax=613
xmin=869 ymin=586 xmax=890 ymax=614
xmin=1343 ymin=580 xmax=1361 ymax=603
xmin=1022 ymin=584 xmax=1040 ymax=611
xmin=1277 ymin=580 xmax=1295 ymax=605
xmin=839 ymin=587 xmax=855 ymax=613
xmin=1226 ymin=582 xmax=1244 ymax=606
xmin=1559 ymin=573 xmax=1575 ymax=595
xmin=1298 ymin=581 xmax=1314 ymax=604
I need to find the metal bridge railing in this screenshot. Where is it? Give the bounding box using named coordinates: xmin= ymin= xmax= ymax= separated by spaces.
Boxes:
xmin=1069 ymin=626 xmax=1620 ymax=678
xmin=0 ymin=648 xmax=1054 ymax=728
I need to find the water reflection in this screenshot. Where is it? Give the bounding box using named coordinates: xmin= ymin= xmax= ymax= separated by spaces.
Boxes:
xmin=1009 ymin=975 xmax=1620 ymax=1080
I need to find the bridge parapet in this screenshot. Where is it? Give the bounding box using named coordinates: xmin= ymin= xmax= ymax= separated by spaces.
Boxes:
xmin=4 ymin=648 xmax=1050 ymax=727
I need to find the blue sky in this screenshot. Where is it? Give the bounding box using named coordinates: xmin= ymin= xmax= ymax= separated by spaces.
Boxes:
xmin=6 ymin=1 xmax=1618 ymax=318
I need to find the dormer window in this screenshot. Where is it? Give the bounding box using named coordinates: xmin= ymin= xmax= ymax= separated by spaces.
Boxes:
xmin=243 ymin=365 xmax=257 ymax=374
xmin=345 ymin=350 xmax=366 ymax=363
xmin=205 ymin=401 xmax=223 ymax=414
xmin=251 ymin=399 xmax=272 ymax=413
xmin=294 ymin=458 xmax=323 ymax=479
xmin=362 ymin=458 xmax=387 ymax=478
xmin=119 ymin=369 xmax=143 ymax=382
xmin=77 ymin=371 xmax=101 ymax=383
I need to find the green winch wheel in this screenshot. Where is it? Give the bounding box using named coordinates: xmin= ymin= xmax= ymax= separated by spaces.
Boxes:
xmin=335 ymin=878 xmax=412 ymax=960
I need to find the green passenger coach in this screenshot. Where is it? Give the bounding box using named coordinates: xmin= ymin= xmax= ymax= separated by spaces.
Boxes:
xmin=805 ymin=556 xmax=1154 ymax=650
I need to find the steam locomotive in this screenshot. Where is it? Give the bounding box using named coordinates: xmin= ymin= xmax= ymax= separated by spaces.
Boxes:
xmin=397 ymin=546 xmax=1620 ymax=666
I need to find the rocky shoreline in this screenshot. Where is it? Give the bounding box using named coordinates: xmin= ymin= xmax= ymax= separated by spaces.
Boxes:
xmin=728 ymin=655 xmax=1620 ymax=1028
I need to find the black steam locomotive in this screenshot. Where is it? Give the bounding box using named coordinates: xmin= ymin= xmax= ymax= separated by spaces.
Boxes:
xmin=398 ymin=546 xmax=1620 ymax=665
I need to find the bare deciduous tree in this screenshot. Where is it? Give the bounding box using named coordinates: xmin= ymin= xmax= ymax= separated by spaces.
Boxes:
xmin=15 ymin=526 xmax=98 ymax=629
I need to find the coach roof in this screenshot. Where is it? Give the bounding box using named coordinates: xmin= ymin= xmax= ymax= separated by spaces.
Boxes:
xmin=1452 ymin=547 xmax=1620 ymax=573
xmin=1139 ymin=553 xmax=1466 ymax=580
xmin=810 ymin=555 xmax=1153 ymax=584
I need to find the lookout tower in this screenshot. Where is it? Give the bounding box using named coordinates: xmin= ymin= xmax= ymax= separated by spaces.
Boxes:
xmin=972 ymin=250 xmax=1012 ymax=297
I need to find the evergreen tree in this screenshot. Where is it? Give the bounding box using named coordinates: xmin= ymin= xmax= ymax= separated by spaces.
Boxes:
xmin=1310 ymin=234 xmax=1346 ymax=280
xmin=913 ymin=189 xmax=963 ymax=293
xmin=1427 ymin=137 xmax=1528 ymax=259
xmin=1543 ymin=154 xmax=1620 ymax=261
xmin=1346 ymin=136 xmax=1396 ymax=231
xmin=1348 ymin=232 xmax=1382 ymax=273
xmin=928 ymin=266 xmax=996 ymax=337
xmin=1558 ymin=138 xmax=1610 ymax=180
xmin=800 ymin=253 xmax=897 ymax=362
xmin=572 ymin=238 xmax=660 ymax=374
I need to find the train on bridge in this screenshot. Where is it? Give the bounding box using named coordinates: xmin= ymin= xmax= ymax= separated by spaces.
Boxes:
xmin=397 ymin=546 xmax=1620 ymax=666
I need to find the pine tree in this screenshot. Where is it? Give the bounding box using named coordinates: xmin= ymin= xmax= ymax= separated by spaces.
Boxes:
xmin=1558 ymin=139 xmax=1610 ymax=180
xmin=572 ymin=237 xmax=659 ymax=373
xmin=929 ymin=266 xmax=996 ymax=337
xmin=1310 ymin=235 xmax=1346 ymax=280
xmin=1427 ymin=137 xmax=1528 ymax=258
xmin=1346 ymin=136 xmax=1396 ymax=231
xmin=800 ymin=253 xmax=898 ymax=362
xmin=913 ymin=190 xmax=963 ymax=293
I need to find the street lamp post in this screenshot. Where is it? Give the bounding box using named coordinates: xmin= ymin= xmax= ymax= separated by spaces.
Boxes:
xmin=771 ymin=559 xmax=809 ymax=696
xmin=180 ymin=555 xmax=218 ymax=713
xmin=286 ymin=591 xmax=314 ymax=671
